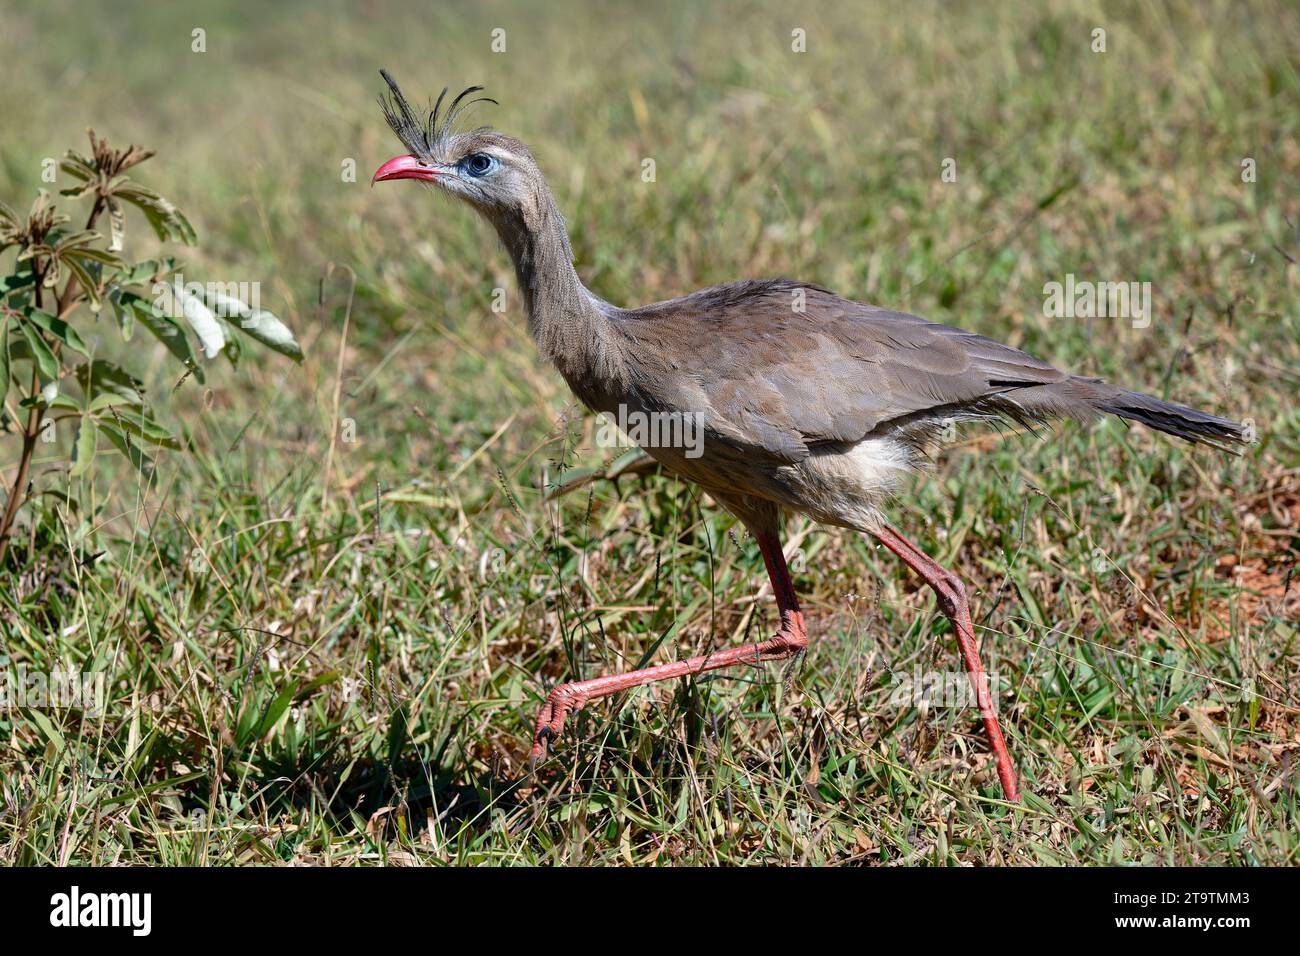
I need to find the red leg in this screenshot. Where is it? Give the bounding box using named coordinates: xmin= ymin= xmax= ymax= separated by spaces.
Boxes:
xmin=529 ymin=531 xmax=806 ymax=766
xmin=874 ymin=524 xmax=1021 ymax=802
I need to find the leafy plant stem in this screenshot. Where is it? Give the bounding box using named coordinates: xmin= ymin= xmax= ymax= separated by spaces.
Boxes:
xmin=0 ymin=264 xmax=47 ymax=564
xmin=55 ymin=195 xmax=104 ymax=319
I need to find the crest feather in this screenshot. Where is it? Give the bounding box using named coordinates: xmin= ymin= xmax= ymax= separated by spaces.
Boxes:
xmin=378 ymin=69 xmax=499 ymax=161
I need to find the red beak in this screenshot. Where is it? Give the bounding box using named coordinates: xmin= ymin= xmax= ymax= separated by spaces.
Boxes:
xmin=372 ymin=155 xmax=441 ymax=185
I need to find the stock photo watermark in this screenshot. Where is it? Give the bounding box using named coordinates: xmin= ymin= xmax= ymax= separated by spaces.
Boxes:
xmin=595 ymin=404 xmax=706 ymax=459
xmin=0 ymin=657 xmax=104 ymax=716
xmin=886 ymin=670 xmax=1002 ymax=712
xmin=152 ymin=273 xmax=262 ymax=319
xmin=49 ymin=886 xmax=151 ymax=936
xmin=1043 ymin=274 xmax=1153 ymax=329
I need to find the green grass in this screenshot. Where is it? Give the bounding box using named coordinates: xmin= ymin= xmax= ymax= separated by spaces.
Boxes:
xmin=1 ymin=0 xmax=1296 ymax=864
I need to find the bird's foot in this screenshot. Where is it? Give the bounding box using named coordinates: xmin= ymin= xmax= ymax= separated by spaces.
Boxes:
xmin=780 ymin=647 xmax=806 ymax=694
xmin=527 ymin=684 xmax=586 ymax=772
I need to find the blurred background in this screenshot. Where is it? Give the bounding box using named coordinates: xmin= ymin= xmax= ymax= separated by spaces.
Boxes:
xmin=0 ymin=0 xmax=1296 ymax=864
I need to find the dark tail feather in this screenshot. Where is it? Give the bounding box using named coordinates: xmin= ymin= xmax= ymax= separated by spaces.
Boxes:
xmin=1001 ymin=377 xmax=1249 ymax=450
xmin=1089 ymin=385 xmax=1247 ymax=447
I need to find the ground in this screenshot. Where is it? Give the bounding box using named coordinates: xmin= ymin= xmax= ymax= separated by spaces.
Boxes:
xmin=0 ymin=0 xmax=1296 ymax=864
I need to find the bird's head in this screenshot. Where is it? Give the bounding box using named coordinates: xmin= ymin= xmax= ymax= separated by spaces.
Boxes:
xmin=372 ymin=70 xmax=541 ymax=222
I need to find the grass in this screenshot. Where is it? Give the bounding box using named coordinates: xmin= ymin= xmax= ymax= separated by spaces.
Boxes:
xmin=0 ymin=0 xmax=1296 ymax=865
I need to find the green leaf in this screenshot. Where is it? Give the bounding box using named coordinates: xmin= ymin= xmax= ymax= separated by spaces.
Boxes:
xmin=60 ymin=256 xmax=103 ymax=311
xmin=114 ymin=181 xmax=197 ymax=245
xmin=73 ymin=359 xmax=145 ymax=405
xmin=0 ymin=269 xmax=36 ymax=299
xmin=110 ymin=257 xmax=178 ymax=288
xmin=59 ymin=153 xmax=96 ymax=182
xmin=107 ymin=287 xmax=134 ymax=340
xmin=206 ymin=290 xmax=302 ymax=362
xmin=102 ymin=407 xmax=180 ymax=450
xmin=88 ymin=392 xmax=130 ymax=412
xmin=41 ymin=393 xmax=79 ymax=411
xmin=245 ymin=679 xmax=300 ymax=746
xmin=23 ymin=708 xmax=66 ymax=753
xmin=544 ymin=447 xmax=660 ymax=499
xmin=387 ymin=701 xmax=410 ymax=772
xmin=223 ymin=330 xmax=242 ymax=368
xmin=116 ymin=291 xmax=203 ymax=382
xmin=53 ymin=229 xmax=101 ymax=252
xmin=176 ymin=285 xmax=225 ymax=358
xmin=95 ymin=418 xmax=155 ymax=482
xmin=39 ymin=488 xmax=77 ymax=511
xmin=24 ymin=307 xmax=90 ymax=358
xmin=18 ymin=322 xmax=59 ymax=381
xmin=105 ymin=197 xmax=125 ymax=252
xmin=546 ymin=464 xmax=599 ymax=497
xmin=100 ymin=771 xmax=206 ymax=808
xmin=295 ymin=671 xmax=340 ymax=698
xmin=70 ymin=416 xmax=97 ymax=477
xmin=65 ymin=246 xmax=124 ymax=267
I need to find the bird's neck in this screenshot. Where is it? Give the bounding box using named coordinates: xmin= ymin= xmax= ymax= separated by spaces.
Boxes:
xmin=488 ymin=191 xmax=625 ymax=403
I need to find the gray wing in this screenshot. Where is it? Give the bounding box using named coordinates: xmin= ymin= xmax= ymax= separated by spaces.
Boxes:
xmin=614 ymin=279 xmax=1070 ymax=463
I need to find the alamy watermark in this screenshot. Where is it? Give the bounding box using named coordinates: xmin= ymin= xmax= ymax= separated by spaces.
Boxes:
xmin=152 ymin=273 xmax=261 ymax=320
xmin=887 ymin=669 xmax=1002 ymax=712
xmin=49 ymin=886 xmax=151 ymax=936
xmin=1043 ymin=274 xmax=1152 ymax=329
xmin=595 ymin=404 xmax=705 ymax=459
xmin=0 ymin=656 xmax=105 ymax=716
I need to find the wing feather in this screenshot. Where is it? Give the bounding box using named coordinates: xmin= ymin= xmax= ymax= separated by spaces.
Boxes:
xmin=614 ymin=279 xmax=1068 ymax=462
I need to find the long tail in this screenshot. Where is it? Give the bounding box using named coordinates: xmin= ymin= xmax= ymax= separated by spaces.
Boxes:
xmin=1087 ymin=383 xmax=1248 ymax=446
xmin=1002 ymin=376 xmax=1249 ymax=449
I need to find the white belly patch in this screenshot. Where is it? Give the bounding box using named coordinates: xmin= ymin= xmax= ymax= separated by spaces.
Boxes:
xmin=777 ymin=436 xmax=916 ymax=530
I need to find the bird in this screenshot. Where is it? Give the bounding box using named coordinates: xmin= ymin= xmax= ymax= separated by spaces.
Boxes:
xmin=371 ymin=70 xmax=1248 ymax=803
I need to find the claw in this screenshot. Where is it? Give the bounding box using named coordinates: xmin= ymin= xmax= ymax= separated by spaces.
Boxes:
xmin=781 ymin=647 xmax=805 ymax=694
xmin=527 ymin=703 xmax=562 ymax=774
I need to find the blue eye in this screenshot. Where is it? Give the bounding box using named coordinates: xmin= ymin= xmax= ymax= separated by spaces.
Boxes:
xmin=463 ymin=153 xmax=495 ymax=177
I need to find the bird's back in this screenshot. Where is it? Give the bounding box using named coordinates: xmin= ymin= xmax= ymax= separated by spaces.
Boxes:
xmin=611 ymin=278 xmax=1071 ymax=459
xmin=600 ymin=278 xmax=1242 ymax=531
